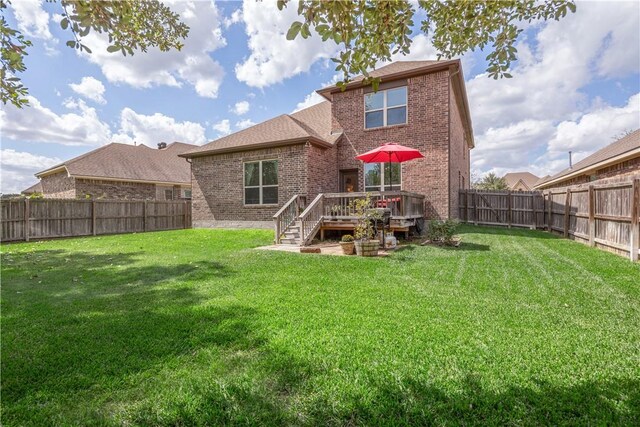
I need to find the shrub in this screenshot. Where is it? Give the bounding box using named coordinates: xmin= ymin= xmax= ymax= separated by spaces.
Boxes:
xmin=341 ymin=234 xmax=354 ymax=242
xmin=348 ymin=194 xmax=383 ymax=241
xmin=426 ymin=219 xmax=459 ymax=245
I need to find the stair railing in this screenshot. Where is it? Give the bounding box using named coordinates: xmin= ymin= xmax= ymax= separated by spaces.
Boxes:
xmin=273 ymin=194 xmax=302 ymax=244
xmin=299 ymin=193 xmax=324 ymax=246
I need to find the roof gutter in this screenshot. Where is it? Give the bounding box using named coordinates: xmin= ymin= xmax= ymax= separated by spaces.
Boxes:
xmin=534 ymin=147 xmax=640 ymax=189
xmin=35 ymin=165 xmax=69 ymax=178
xmin=180 ymin=137 xmax=332 ymax=158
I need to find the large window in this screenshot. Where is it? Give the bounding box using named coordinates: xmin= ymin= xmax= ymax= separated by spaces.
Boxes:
xmin=364 ymin=163 xmax=401 ymax=192
xmin=364 ymin=86 xmax=407 ymax=129
xmin=244 ymin=160 xmax=278 ymax=205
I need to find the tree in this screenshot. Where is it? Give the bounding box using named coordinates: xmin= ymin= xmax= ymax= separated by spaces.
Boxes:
xmin=1 ymin=0 xmax=189 ymax=108
xmin=474 ymin=172 xmax=509 ymax=190
xmin=279 ymin=0 xmax=576 ymax=90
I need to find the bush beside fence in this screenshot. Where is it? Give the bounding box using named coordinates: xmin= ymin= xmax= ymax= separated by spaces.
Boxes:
xmin=1 ymin=199 xmax=191 ymax=242
xmin=459 ymin=178 xmax=640 ymax=261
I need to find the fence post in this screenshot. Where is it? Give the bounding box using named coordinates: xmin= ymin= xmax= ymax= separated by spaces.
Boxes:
xmin=473 ymin=192 xmax=478 ymax=225
xmin=507 ymin=191 xmax=512 ymax=228
xmin=24 ymin=198 xmax=30 ymax=242
xmin=92 ymin=200 xmax=97 ymax=236
xmin=143 ymin=200 xmax=148 ymax=232
xmin=531 ymin=193 xmax=537 ymax=230
xmin=547 ymin=191 xmax=552 ymax=232
xmin=630 ymin=179 xmax=639 ymax=262
xmin=563 ymin=188 xmax=571 ymax=238
xmin=588 ymin=185 xmax=595 ymax=247
xmin=183 ymin=201 xmax=188 ymax=229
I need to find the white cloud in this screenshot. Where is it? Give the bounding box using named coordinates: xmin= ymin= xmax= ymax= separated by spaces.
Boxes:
xmin=231 ymin=101 xmax=250 ymax=115
xmin=0 ymin=96 xmax=111 ymax=146
xmin=293 ymin=92 xmax=325 ymax=112
xmin=78 ymin=0 xmax=226 ymax=98
xmin=235 ymin=0 xmax=339 ymax=88
xmin=10 ymin=0 xmax=53 ymax=40
xmin=69 ymin=76 xmax=107 ymax=104
xmin=112 ymin=108 xmax=207 ymax=147
xmin=235 ymin=119 xmax=255 ymax=130
xmin=469 ymin=1 xmax=640 ymax=177
xmin=223 ymin=8 xmax=243 ymax=28
xmin=212 ymin=119 xmax=232 ymax=136
xmin=0 ymin=149 xmax=61 ymax=194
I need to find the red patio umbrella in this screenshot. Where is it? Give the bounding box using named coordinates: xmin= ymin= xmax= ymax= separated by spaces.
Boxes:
xmin=355 ymin=143 xmax=425 ymax=191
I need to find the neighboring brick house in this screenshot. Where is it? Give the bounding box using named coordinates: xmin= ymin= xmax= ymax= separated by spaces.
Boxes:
xmin=503 ymin=172 xmax=540 ymax=191
xmin=182 ymin=60 xmax=474 ymax=230
xmin=534 ymin=129 xmax=640 ymax=190
xmin=31 ymin=142 xmax=196 ymax=200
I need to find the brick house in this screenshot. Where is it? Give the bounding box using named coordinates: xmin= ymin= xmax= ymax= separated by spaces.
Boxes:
xmin=182 ymin=60 xmax=474 ymax=243
xmin=32 ymin=142 xmax=196 ymax=200
xmin=534 ymin=129 xmax=640 ymax=190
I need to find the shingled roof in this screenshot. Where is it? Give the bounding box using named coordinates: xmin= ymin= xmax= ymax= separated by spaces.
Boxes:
xmin=182 ymin=101 xmax=339 ymax=158
xmin=535 ymin=129 xmax=640 ymax=189
xmin=503 ymin=172 xmax=540 ymax=190
xmin=22 ymin=181 xmax=43 ymax=194
xmin=36 ymin=142 xmax=196 ymax=184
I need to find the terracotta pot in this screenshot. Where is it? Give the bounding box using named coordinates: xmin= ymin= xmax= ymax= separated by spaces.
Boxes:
xmin=340 ymin=241 xmax=355 ymax=255
xmin=354 ymin=240 xmax=380 ymax=257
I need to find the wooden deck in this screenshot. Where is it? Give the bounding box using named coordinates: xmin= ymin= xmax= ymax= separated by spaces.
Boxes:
xmin=274 ymin=191 xmax=425 ymax=245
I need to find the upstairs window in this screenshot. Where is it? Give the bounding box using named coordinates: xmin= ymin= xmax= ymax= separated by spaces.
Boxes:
xmin=244 ymin=160 xmax=278 ymax=205
xmin=364 ymin=86 xmax=407 ymax=129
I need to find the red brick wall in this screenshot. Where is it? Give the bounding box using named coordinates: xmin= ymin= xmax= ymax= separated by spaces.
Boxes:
xmin=307 ymin=143 xmax=338 ymax=200
xmin=543 ymin=156 xmax=640 ymax=189
xmin=190 ymin=144 xmax=309 ymax=223
xmin=448 ymin=79 xmax=471 ymax=219
xmin=41 ymin=172 xmax=75 ymax=198
xmin=76 ymin=178 xmax=157 ymax=200
xmin=331 ymin=70 xmax=452 ymax=218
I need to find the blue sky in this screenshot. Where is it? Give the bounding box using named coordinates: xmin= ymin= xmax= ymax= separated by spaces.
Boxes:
xmin=1 ymin=0 xmax=639 ymax=194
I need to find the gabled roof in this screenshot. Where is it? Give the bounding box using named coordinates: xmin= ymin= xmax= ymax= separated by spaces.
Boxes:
xmin=503 ymin=172 xmax=540 ymax=190
xmin=36 ymin=142 xmax=196 ymax=184
xmin=535 ymin=129 xmax=640 ymax=189
xmin=22 ymin=181 xmax=43 ymax=194
xmin=182 ymin=101 xmax=339 ymax=158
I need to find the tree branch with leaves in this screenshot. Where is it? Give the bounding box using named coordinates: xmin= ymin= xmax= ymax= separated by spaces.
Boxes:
xmin=1 ymin=0 xmax=189 ymax=108
xmin=279 ymin=0 xmax=576 ymax=89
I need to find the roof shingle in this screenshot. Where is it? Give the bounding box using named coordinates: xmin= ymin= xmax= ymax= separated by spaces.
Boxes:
xmin=36 ymin=142 xmax=196 ymax=184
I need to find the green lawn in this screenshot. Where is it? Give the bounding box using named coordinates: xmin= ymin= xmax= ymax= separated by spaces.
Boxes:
xmin=1 ymin=225 xmax=639 ymax=426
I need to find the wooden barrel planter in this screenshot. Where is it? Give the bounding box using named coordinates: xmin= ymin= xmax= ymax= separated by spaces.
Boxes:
xmin=355 ymin=240 xmax=380 ymax=257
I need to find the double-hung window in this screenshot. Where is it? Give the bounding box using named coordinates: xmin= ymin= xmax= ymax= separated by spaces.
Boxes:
xmin=364 ymin=163 xmax=401 ymax=192
xmin=244 ymin=160 xmax=278 ymax=205
xmin=364 ymin=86 xmax=407 ymax=129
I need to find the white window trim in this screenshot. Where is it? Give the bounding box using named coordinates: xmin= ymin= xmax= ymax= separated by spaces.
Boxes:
xmin=243 ymin=159 xmax=278 ymax=205
xmin=364 ymin=163 xmax=403 ymax=192
xmin=364 ymin=87 xmax=408 ymax=129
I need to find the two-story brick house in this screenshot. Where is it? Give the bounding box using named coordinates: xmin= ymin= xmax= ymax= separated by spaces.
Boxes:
xmin=182 ymin=60 xmax=474 ymax=243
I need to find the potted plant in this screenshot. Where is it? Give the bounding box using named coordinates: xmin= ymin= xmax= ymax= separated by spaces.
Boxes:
xmin=340 ymin=234 xmax=355 ymax=255
xmin=350 ymin=194 xmax=383 ymax=257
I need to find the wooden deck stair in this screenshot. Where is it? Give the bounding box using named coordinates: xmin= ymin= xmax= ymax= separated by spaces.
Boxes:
xmin=274 ymin=191 xmax=425 ymax=247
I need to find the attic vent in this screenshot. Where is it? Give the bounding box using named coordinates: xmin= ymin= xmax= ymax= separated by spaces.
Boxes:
xmin=158 ymin=142 xmax=167 ymax=149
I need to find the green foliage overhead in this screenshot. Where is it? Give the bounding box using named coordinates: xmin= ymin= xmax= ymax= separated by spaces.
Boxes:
xmin=278 ymin=0 xmax=576 ymax=89
xmin=474 ymin=172 xmax=509 ymax=190
xmin=1 ymin=0 xmax=189 ymax=108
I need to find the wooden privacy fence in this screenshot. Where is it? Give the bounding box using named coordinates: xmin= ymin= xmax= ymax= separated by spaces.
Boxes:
xmin=1 ymin=199 xmax=191 ymax=242
xmin=459 ymin=179 xmax=640 ymax=261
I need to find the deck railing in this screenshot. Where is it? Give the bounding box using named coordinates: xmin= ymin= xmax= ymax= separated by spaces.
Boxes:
xmin=299 ymin=194 xmax=324 ymax=245
xmin=273 ymin=194 xmax=305 ymax=243
xmin=323 ymin=191 xmax=425 ymax=219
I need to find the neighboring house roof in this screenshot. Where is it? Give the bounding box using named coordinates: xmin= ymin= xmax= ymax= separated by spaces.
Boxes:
xmin=182 ymin=101 xmax=339 ymax=158
xmin=316 ymin=59 xmax=474 ymax=148
xmin=22 ymin=181 xmax=43 ymax=194
xmin=503 ymin=172 xmax=540 ymax=190
xmin=36 ymin=142 xmax=196 ymax=185
xmin=534 ymin=129 xmax=640 ymax=189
